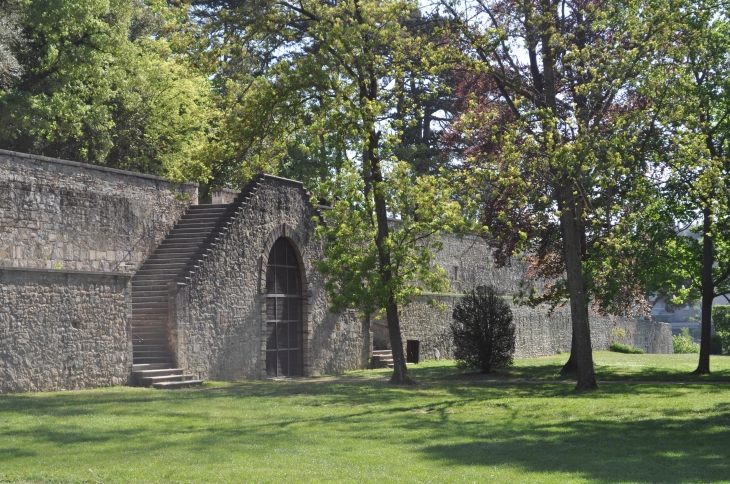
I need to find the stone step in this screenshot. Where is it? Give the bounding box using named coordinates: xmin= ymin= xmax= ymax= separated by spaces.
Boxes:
xmin=133 ymin=290 xmax=180 ymax=299
xmin=138 ymin=261 xmax=191 ymax=268
xmin=132 ymin=367 xmax=182 ymax=384
xmin=188 ymin=203 xmax=232 ymax=209
xmin=133 ymin=356 xmax=174 ymax=364
xmin=159 ymin=239 xmax=215 ymax=246
xmin=372 ymin=350 xmax=393 ymax=356
xmin=167 ymin=229 xmax=225 ymax=237
xmin=140 ymin=374 xmax=198 ymax=386
xmin=132 ymin=295 xmax=168 ymax=302
xmin=152 ymin=380 xmax=204 ymax=389
xmin=132 ymin=363 xmax=170 ymax=371
xmin=132 ymin=284 xmax=167 ymax=290
xmin=132 ymin=301 xmax=169 ymax=308
xmin=133 ymin=307 xmax=168 ymax=314
xmin=180 ymin=212 xmax=228 ymax=219
xmin=132 ymin=333 xmax=168 ymax=340
xmin=135 ymin=268 xmax=185 ymax=275
xmin=173 ymin=220 xmax=221 ymax=227
xmin=132 ymin=323 xmax=169 ymax=330
xmin=131 ymin=338 xmax=169 ymax=346
xmin=162 ymin=234 xmax=215 ymax=241
xmin=144 ymin=256 xmax=199 ymax=263
xmin=134 ymin=350 xmax=173 ymax=357
xmin=132 ymin=274 xmax=181 ymax=282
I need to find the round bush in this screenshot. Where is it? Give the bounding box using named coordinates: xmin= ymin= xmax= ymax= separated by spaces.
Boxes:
xmin=451 ymin=285 xmax=516 ymax=373
xmin=673 ymin=328 xmax=700 ymax=354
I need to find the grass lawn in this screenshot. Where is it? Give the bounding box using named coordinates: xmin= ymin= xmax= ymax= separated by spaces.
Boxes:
xmin=0 ymin=353 xmax=728 ymax=483
xmin=346 ymin=351 xmax=730 ymax=382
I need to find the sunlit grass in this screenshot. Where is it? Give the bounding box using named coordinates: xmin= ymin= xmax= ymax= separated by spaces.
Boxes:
xmin=343 ymin=351 xmax=730 ymax=382
xmin=0 ymin=354 xmax=729 ymax=483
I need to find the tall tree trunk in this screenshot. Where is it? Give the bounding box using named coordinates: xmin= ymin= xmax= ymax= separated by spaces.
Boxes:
xmin=559 ymin=184 xmax=598 ymax=390
xmin=561 ymin=327 xmax=578 ymax=373
xmin=560 ymin=303 xmax=592 ymax=373
xmin=365 ymin=123 xmax=410 ymax=384
xmin=694 ymin=207 xmax=714 ymax=374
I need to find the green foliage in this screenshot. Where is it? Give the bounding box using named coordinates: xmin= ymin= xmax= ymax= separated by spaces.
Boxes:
xmin=451 ymin=285 xmax=516 ymax=373
xmin=673 ymin=328 xmax=700 ymax=354
xmin=714 ymin=305 xmax=730 ymax=354
xmin=611 ymin=327 xmax=627 ymax=342
xmin=713 ymin=305 xmax=730 ymax=332
xmin=609 ymin=343 xmax=645 ymax=355
xmin=0 ymin=0 xmax=215 ymax=180
xmin=314 ymin=161 xmax=464 ymax=315
xmin=710 ymin=334 xmax=723 ymax=355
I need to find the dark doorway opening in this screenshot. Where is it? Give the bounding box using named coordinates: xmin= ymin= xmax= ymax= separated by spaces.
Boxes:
xmin=265 ymin=238 xmax=303 ymax=377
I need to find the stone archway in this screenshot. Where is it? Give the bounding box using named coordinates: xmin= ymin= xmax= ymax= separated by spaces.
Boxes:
xmin=264 ymin=237 xmax=304 ymax=377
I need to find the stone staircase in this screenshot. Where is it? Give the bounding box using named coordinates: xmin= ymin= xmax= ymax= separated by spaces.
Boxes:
xmin=130 ymin=176 xmax=266 ymax=389
xmin=371 ymin=350 xmax=394 ymax=369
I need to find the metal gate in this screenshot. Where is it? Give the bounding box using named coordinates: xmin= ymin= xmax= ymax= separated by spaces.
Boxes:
xmin=265 ymin=238 xmax=303 ymax=377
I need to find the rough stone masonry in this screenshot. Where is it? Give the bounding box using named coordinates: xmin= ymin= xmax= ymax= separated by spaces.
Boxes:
xmin=0 ymin=149 xmax=672 ymax=393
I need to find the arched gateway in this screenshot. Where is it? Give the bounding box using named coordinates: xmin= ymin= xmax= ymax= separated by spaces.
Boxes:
xmin=265 ymin=238 xmax=304 ymax=377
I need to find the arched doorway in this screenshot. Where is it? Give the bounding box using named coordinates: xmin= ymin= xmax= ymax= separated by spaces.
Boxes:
xmin=265 ymin=238 xmax=303 ymax=377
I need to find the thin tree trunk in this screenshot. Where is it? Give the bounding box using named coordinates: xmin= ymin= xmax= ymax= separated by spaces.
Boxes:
xmin=364 ymin=120 xmax=410 ymax=384
xmin=559 ymin=184 xmax=598 ymax=390
xmin=694 ymin=208 xmax=714 ymax=374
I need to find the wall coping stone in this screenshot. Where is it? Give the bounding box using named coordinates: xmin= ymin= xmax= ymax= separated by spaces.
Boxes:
xmin=0 ymin=148 xmax=198 ymax=188
xmin=0 ymin=266 xmax=132 ymax=278
xmin=261 ymin=174 xmax=305 ymax=188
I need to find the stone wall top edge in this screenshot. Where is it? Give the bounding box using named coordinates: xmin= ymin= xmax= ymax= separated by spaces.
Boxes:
xmin=262 ymin=173 xmax=305 ymax=189
xmin=0 ymin=266 xmax=132 ymax=278
xmin=0 ymin=149 xmax=198 ymax=188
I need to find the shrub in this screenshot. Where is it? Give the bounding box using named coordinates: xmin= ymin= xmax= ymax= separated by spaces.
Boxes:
xmin=609 ymin=343 xmax=645 ymax=354
xmin=710 ymin=334 xmax=723 ymax=355
xmin=713 ymin=306 xmax=730 ymax=354
xmin=673 ymin=328 xmax=700 ymax=354
xmin=713 ymin=305 xmax=730 ymax=331
xmin=451 ymin=285 xmax=515 ymax=373
xmin=610 ymin=327 xmax=627 ymax=342
xmin=716 ymin=332 xmax=730 ymax=355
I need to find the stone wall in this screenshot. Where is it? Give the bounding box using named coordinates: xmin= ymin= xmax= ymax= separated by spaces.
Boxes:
xmin=434 ymin=234 xmax=532 ymax=295
xmin=0 ymin=267 xmax=132 ymax=393
xmin=374 ymin=293 xmax=673 ymax=361
xmin=173 ymin=176 xmax=369 ymax=380
xmin=0 ymin=149 xmax=197 ymax=273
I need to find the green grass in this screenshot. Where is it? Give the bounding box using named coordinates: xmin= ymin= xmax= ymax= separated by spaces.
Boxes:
xmin=345 ymin=351 xmax=730 ymax=382
xmin=0 ymin=354 xmax=729 ymax=483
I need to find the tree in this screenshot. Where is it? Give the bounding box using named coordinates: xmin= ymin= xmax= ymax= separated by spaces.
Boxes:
xmin=0 ymin=0 xmax=214 ymax=179
xmin=451 ymin=285 xmax=516 ymax=373
xmin=637 ymin=1 xmax=730 ymax=373
xmin=183 ymin=0 xmax=466 ymax=383
xmin=440 ymin=0 xmax=677 ymax=389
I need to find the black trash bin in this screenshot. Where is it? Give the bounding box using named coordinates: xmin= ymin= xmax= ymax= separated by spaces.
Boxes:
xmin=406 ymin=340 xmax=420 ymax=364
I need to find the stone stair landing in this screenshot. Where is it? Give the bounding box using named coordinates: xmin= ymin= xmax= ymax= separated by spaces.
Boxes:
xmin=132 ymin=364 xmax=203 ymax=389
xmin=371 ymin=350 xmax=394 ymax=369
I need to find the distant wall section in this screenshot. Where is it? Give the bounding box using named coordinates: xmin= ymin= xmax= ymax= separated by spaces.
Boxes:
xmin=373 ymin=294 xmax=673 ymax=361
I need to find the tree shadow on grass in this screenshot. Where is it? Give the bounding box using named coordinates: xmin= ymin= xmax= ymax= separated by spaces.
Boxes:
xmin=1 ymin=379 xmax=729 ymax=482
xmin=413 ymin=389 xmax=730 ymax=483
